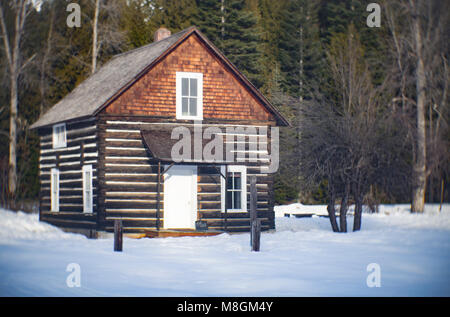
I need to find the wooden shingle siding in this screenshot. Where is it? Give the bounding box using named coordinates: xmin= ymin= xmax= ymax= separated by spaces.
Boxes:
xmin=38 ymin=118 xmax=98 ymax=230
xmin=104 ymin=34 xmax=276 ymax=124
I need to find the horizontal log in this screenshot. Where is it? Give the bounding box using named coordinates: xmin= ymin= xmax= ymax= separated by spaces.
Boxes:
xmin=41 ymin=189 xmax=98 ymax=197
xmin=39 ymin=119 xmax=96 ymax=135
xmin=104 ymin=165 xmax=159 ymax=174
xmin=102 ymin=131 xmax=142 ymax=140
xmin=40 ymin=163 xmax=98 ymax=173
xmin=105 ymin=192 xmax=159 ymax=198
xmin=103 ymin=219 xmax=158 ymax=228
xmin=104 ymin=184 xmax=159 ymax=192
xmin=198 ymin=202 xmax=221 ymax=209
xmin=104 ymin=148 xmax=148 ymax=157
xmin=104 ymin=158 xmax=151 ymax=165
xmin=40 ymin=171 xmax=98 ymax=181
xmin=40 ymin=211 xmax=97 ymax=221
xmin=105 ymin=211 xmax=162 ymax=218
xmin=197 ymin=193 xmax=220 ymax=201
xmin=197 ymin=175 xmax=220 ymax=184
xmin=40 ymin=217 xmax=97 ymax=230
xmin=105 ymin=201 xmax=161 ymax=209
xmin=198 ymin=185 xmax=220 ymax=193
xmin=41 ymin=205 xmax=97 ymax=213
xmin=41 ymin=136 xmax=98 ymax=150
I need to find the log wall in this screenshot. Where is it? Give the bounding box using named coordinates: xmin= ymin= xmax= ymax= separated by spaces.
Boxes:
xmin=38 ymin=118 xmax=98 ymax=231
xmin=37 ymin=115 xmax=275 ymax=234
xmin=97 ymin=115 xmax=275 ymax=233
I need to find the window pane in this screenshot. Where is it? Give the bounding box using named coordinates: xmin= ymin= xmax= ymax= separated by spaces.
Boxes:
xmin=52 ymin=174 xmax=57 ymax=193
xmin=182 ymin=97 xmax=189 ymax=115
xmin=233 ymin=174 xmax=241 ymax=190
xmin=189 ymin=98 xmax=197 ymax=116
xmin=226 ymin=190 xmax=232 ymax=209
xmin=85 ymin=172 xmax=91 ymax=190
xmin=182 ymin=78 xmax=189 ymax=96
xmin=234 ymin=191 xmax=241 ymax=209
xmin=227 ymin=174 xmax=233 ymax=188
xmin=86 ymin=192 xmax=91 ymax=209
xmin=190 ymin=78 xmax=197 ymax=97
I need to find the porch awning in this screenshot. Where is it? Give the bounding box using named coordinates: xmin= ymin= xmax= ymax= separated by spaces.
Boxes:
xmin=140 ymin=125 xmax=270 ymax=165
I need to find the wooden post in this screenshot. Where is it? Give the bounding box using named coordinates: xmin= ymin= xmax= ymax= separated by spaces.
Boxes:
xmin=224 ymin=165 xmax=228 ymax=231
xmin=156 ymin=161 xmax=161 ymax=231
xmin=250 ymin=176 xmax=257 ymax=247
xmin=440 ymin=179 xmax=444 ymax=212
xmin=251 ymin=219 xmax=261 ymax=252
xmin=114 ymin=219 xmax=123 ymax=252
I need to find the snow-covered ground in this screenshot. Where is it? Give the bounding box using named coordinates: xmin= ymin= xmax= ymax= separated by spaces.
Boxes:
xmin=1 ymin=204 xmax=449 ymax=297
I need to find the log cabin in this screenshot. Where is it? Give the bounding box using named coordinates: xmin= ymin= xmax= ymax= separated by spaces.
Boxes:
xmin=30 ymin=26 xmax=289 ymax=238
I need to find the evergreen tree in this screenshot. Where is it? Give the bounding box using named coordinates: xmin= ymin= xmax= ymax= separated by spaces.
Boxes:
xmin=192 ymin=0 xmax=223 ymax=45
xmin=194 ymin=0 xmax=263 ymax=87
xmin=278 ymin=0 xmax=324 ymax=99
xmin=151 ymin=0 xmax=197 ymax=33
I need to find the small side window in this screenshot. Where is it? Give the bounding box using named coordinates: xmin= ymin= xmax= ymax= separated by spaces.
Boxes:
xmin=221 ymin=165 xmax=247 ymax=212
xmin=52 ymin=123 xmax=66 ymax=148
xmin=51 ymin=168 xmax=59 ymax=212
xmin=82 ymin=165 xmax=93 ymax=213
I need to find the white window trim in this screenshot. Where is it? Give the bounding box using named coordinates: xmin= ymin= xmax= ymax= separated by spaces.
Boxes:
xmin=176 ymin=71 xmax=203 ymax=120
xmin=221 ymin=165 xmax=247 ymax=213
xmin=82 ymin=165 xmax=93 ymax=213
xmin=50 ymin=168 xmax=59 ymax=212
xmin=52 ymin=123 xmax=67 ymax=148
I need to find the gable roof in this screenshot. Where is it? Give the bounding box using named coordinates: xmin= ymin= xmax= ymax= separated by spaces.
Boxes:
xmin=31 ymin=26 xmax=289 ymax=129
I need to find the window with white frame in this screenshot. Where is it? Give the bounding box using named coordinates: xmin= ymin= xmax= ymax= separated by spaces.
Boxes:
xmin=176 ymin=72 xmax=203 ymax=120
xmin=52 ymin=123 xmax=66 ymax=148
xmin=221 ymin=166 xmax=247 ymax=212
xmin=82 ymin=165 xmax=93 ymax=213
xmin=50 ymin=168 xmax=59 ymax=212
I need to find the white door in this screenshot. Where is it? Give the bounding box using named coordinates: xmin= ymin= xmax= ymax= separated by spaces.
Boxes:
xmin=163 ymin=165 xmax=197 ymax=229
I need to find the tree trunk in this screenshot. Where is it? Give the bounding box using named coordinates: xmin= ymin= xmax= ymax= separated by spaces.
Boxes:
xmin=0 ymin=1 xmax=31 ymax=199
xmin=221 ymin=0 xmax=225 ymax=40
xmin=92 ymin=0 xmax=100 ymax=74
xmin=339 ymin=181 xmax=350 ymax=232
xmin=8 ymin=73 xmax=17 ymax=197
xmin=327 ymin=196 xmax=339 ymax=232
xmin=353 ymin=195 xmax=362 ymax=231
xmin=411 ymin=0 xmax=427 ymax=213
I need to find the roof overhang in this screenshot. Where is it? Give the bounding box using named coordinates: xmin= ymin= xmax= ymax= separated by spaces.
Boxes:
xmin=140 ymin=125 xmax=272 ymax=166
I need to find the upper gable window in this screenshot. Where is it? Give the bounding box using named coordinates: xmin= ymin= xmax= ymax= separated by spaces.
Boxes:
xmin=52 ymin=123 xmax=66 ymax=148
xmin=176 ymin=72 xmax=203 ymax=120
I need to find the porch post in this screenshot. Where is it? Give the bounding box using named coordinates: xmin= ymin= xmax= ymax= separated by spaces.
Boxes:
xmin=156 ymin=160 xmax=161 ymax=231
xmin=224 ymin=165 xmax=228 ymax=231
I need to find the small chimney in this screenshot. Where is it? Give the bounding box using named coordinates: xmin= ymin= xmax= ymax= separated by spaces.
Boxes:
xmin=154 ymin=27 xmax=171 ymax=42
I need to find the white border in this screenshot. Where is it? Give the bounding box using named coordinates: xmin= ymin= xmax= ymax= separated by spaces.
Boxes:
xmin=52 ymin=123 xmax=67 ymax=149
xmin=50 ymin=168 xmax=59 ymax=212
xmin=176 ymin=72 xmax=203 ymax=120
xmin=221 ymin=165 xmax=247 ymax=213
xmin=82 ymin=165 xmax=93 ymax=213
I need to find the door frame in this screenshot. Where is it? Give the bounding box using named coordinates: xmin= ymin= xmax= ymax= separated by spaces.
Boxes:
xmin=163 ymin=165 xmax=198 ymax=229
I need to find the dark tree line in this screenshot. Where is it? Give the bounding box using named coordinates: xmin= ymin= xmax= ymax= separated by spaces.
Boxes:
xmin=0 ymin=0 xmax=448 ymax=231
